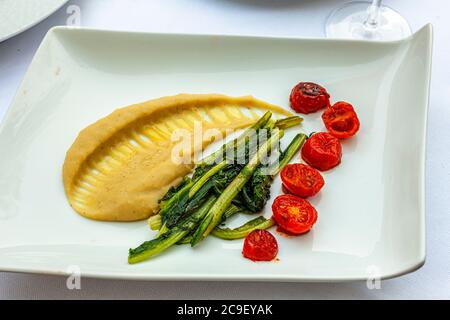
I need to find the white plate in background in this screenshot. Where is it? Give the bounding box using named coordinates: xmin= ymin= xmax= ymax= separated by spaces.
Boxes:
xmin=0 ymin=25 xmax=432 ymax=281
xmin=0 ymin=0 xmax=68 ymax=42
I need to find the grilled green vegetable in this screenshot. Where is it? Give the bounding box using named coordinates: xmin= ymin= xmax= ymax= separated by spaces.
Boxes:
xmin=199 ymin=111 xmax=272 ymax=166
xmin=241 ymin=133 xmax=308 ymax=212
xmin=157 ymin=114 xmax=274 ymax=231
xmin=128 ymin=196 xmax=216 ymax=264
xmin=130 ymin=112 xmax=305 ymax=264
xmin=190 ymin=129 xmax=284 ymax=246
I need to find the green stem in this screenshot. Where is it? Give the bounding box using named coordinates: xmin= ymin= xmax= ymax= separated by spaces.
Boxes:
xmin=177 ymin=204 xmax=250 ymax=245
xmin=269 ymin=133 xmax=308 ymax=176
xmin=158 ymin=180 xmax=194 ymax=217
xmin=157 ymin=223 xmax=169 ymax=236
xmin=148 ymin=214 xmax=162 ymax=231
xmin=188 ymin=160 xmax=227 ymax=198
xmin=128 ymin=196 xmax=217 ymax=264
xmin=212 ymin=217 xmax=275 ymax=240
xmin=274 ymin=116 xmax=303 ymax=130
xmin=199 ymin=111 xmax=272 ymax=166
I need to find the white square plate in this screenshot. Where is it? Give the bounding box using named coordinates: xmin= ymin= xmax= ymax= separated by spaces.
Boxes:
xmin=0 ymin=26 xmax=432 ymax=281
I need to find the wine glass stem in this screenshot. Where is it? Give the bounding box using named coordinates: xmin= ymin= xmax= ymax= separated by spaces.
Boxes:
xmin=364 ymin=0 xmax=382 ymax=29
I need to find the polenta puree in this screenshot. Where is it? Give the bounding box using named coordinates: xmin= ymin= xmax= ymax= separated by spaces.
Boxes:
xmin=63 ymin=94 xmax=291 ymax=221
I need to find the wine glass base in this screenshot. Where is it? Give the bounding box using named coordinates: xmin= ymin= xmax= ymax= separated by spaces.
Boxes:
xmin=325 ymin=1 xmax=412 ymax=41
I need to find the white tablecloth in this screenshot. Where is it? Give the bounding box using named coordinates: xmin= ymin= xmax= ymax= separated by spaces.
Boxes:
xmin=0 ymin=0 xmax=449 ymax=299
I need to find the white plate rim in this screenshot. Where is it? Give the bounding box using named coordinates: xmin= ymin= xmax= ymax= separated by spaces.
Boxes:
xmin=0 ymin=0 xmax=69 ymax=42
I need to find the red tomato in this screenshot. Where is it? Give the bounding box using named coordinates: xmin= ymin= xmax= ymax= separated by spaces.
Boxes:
xmin=281 ymin=164 xmax=324 ymax=198
xmin=322 ymin=101 xmax=360 ymax=139
xmin=301 ymin=132 xmax=342 ymax=171
xmin=242 ymin=230 xmax=278 ymax=261
xmin=272 ymin=194 xmax=318 ymax=235
xmin=290 ymin=82 xmax=331 ymax=114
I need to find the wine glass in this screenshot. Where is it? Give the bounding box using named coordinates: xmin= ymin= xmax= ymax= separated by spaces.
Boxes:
xmin=325 ymin=1 xmax=412 ymax=40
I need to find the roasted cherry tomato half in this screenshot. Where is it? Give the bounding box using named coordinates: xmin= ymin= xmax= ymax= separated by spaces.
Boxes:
xmin=272 ymin=194 xmax=318 ymax=235
xmin=242 ymin=229 xmax=278 ymax=261
xmin=290 ymin=82 xmax=331 ymax=114
xmin=322 ymin=101 xmax=360 ymax=139
xmin=281 ymin=164 xmax=325 ymax=198
xmin=301 ymin=132 xmax=342 ymax=171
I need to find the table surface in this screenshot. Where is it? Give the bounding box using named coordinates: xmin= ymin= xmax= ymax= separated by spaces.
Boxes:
xmin=0 ymin=0 xmax=449 ymax=300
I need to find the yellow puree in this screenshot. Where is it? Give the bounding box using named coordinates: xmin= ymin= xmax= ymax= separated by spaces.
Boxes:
xmin=63 ymin=94 xmax=291 ymax=221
